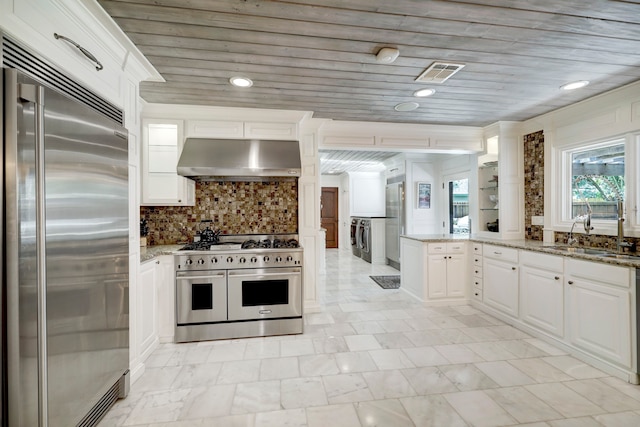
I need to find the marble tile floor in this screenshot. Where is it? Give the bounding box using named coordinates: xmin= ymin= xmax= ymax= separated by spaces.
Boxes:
xmin=101 ymin=248 xmax=640 ymax=427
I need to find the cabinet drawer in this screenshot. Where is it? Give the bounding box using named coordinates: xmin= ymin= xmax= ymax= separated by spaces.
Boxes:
xmin=484 ymin=244 xmax=518 ymax=263
xmin=428 ymin=243 xmax=447 ymax=254
xmin=447 ymin=242 xmax=466 ymax=254
xmin=472 ymin=243 xmax=483 ymax=255
xmin=565 ymin=258 xmax=631 ymax=289
xmin=472 ymin=266 xmax=483 ymax=277
xmin=521 ymin=250 xmax=563 ymax=272
xmin=472 ymin=277 xmax=483 ymax=290
xmin=472 ymin=289 xmax=483 ymax=301
xmin=473 ymin=255 xmax=483 ymax=266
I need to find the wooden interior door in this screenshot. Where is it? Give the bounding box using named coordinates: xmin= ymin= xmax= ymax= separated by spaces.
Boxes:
xmin=321 ymin=187 xmax=339 ymax=248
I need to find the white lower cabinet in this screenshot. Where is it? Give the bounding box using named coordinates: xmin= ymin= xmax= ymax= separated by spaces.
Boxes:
xmin=427 ymin=242 xmax=467 ymax=300
xmin=138 ymin=259 xmax=159 ymax=362
xmin=482 ymin=245 xmax=519 ymax=317
xmin=400 ymin=239 xmax=468 ymax=302
xmin=565 ymin=258 xmax=632 ymax=369
xmin=520 ymin=252 xmax=564 ymax=338
xmin=156 ymin=255 xmax=176 ymax=343
xmin=473 ymin=243 xmax=637 ymax=381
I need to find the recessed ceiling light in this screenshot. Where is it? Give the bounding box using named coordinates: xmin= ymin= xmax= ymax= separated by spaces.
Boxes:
xmin=375 ymin=47 xmax=400 ymax=64
xmin=229 ymin=76 xmax=253 ymax=87
xmin=394 ymin=102 xmax=419 ymax=112
xmin=413 ymin=88 xmax=436 ymax=97
xmin=560 ymin=80 xmax=589 ymax=91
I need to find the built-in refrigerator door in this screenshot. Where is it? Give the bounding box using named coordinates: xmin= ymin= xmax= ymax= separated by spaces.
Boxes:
xmin=5 ymin=68 xmax=129 ymax=427
xmin=384 ymin=183 xmax=400 ymax=265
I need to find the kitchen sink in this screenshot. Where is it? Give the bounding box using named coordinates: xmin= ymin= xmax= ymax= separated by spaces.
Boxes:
xmin=544 ymin=246 xmax=640 ymax=260
xmin=596 ymin=253 xmax=640 ymax=260
xmin=545 ymin=246 xmax=608 ymax=255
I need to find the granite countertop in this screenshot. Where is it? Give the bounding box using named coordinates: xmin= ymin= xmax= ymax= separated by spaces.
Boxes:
xmin=401 ymin=234 xmax=640 ymax=268
xmin=140 ymin=244 xmax=183 ymax=263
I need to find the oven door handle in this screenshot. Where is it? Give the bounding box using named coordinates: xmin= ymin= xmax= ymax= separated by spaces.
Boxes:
xmin=229 ymin=271 xmax=300 ymax=278
xmin=176 ymin=273 xmax=226 ymax=280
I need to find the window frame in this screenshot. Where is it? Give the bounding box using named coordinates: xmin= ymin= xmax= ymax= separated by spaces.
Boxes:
xmin=555 ymin=133 xmax=638 ymax=238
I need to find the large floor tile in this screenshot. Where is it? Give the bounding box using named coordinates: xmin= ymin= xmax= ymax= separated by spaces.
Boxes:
xmin=107 ymin=249 xmax=640 ymax=427
xmin=354 ymin=399 xmax=414 ymax=427
xmin=400 ymin=395 xmax=468 ymax=427
xmin=444 ymin=390 xmax=517 ymax=426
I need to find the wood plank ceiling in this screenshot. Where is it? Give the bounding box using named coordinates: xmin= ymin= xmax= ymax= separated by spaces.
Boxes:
xmin=99 ymin=0 xmax=640 ymax=127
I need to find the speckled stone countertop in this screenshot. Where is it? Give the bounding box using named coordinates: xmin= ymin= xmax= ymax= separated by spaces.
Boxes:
xmin=401 ymin=234 xmax=640 ymax=268
xmin=140 ymin=245 xmax=183 ymax=263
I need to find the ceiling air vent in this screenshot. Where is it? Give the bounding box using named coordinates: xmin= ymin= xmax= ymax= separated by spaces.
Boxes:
xmin=416 ymin=62 xmax=465 ymax=84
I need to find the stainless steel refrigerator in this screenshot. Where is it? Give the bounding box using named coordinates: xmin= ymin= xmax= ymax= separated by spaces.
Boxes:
xmin=385 ymin=178 xmax=405 ymax=270
xmin=2 ymin=62 xmax=129 ymax=426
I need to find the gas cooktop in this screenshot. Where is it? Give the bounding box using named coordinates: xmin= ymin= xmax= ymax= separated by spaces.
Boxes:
xmin=178 ymin=234 xmax=300 ymax=252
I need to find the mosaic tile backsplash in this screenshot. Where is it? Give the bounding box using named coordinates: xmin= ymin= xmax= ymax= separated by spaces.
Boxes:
xmin=520 ymin=129 xmax=638 ymax=252
xmin=141 ymin=180 xmax=298 ymax=245
xmin=554 ymin=231 xmax=639 ymax=253
xmin=524 ymin=130 xmax=544 ymax=241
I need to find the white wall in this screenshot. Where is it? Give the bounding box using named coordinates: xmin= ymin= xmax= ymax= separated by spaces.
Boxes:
xmin=406 ymin=160 xmax=441 ymax=234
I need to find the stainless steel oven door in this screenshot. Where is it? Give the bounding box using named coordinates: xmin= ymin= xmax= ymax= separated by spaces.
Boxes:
xmin=176 ymin=270 xmax=227 ymax=324
xmin=227 ymin=267 xmax=302 ymax=321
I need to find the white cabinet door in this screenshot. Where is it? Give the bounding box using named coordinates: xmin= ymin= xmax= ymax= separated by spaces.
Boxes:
xmin=138 ymin=260 xmax=159 ymax=361
xmin=244 ymin=122 xmax=297 ymax=140
xmin=567 ymin=277 xmax=631 ymax=368
xmin=427 ymin=251 xmax=467 ymax=300
xmin=156 ymin=256 xmax=176 ymax=343
xmin=483 ymin=257 xmax=518 ymax=317
xmin=447 ymin=254 xmax=467 ymax=298
xmin=186 ymin=120 xmax=244 ymax=138
xmin=427 ymin=255 xmax=447 ymax=299
xmin=520 ymin=265 xmax=564 ymax=337
xmin=141 ymin=119 xmax=195 ymax=206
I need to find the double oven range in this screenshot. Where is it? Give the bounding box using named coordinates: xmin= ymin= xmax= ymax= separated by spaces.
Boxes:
xmin=174 ymin=234 xmax=303 ymax=342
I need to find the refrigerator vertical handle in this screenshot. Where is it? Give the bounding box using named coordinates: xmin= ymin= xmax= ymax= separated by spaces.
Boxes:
xmin=34 ymin=85 xmax=49 ymax=427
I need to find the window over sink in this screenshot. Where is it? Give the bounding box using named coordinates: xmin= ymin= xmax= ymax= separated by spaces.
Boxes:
xmin=570 ymin=140 xmax=625 ymax=221
xmin=557 ymin=133 xmax=639 ymax=237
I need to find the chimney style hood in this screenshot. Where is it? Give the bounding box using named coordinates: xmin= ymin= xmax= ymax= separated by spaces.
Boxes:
xmin=177 ymin=138 xmax=301 ymax=180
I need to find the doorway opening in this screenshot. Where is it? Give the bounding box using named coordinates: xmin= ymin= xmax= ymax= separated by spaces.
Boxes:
xmin=448 ymin=178 xmax=469 ymax=234
xmin=321 ymin=187 xmax=339 ymax=248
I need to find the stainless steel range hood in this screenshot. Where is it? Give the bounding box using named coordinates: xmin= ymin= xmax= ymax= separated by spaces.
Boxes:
xmin=177 ymin=138 xmax=301 ymax=180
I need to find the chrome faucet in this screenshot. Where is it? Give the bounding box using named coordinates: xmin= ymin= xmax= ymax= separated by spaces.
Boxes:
xmin=616 ymin=199 xmax=636 ymax=254
xmin=567 ymin=211 xmax=593 ymax=246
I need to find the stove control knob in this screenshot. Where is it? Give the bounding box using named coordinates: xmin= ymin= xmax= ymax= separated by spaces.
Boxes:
xmin=197 ymin=258 xmax=205 ymax=265
xmin=227 ymin=257 xmax=234 ymax=263
xmin=275 ymin=256 xmax=282 ymax=263
xmin=286 ymin=256 xmax=294 ymax=262
xmin=263 ymin=256 xmax=270 ymax=263
xmin=211 ymin=257 xmax=218 ymax=263
xmin=185 ymin=259 xmax=193 ymax=265
xmin=251 ymin=257 xmax=258 ymax=263
xmin=239 ymin=257 xmax=246 ymax=264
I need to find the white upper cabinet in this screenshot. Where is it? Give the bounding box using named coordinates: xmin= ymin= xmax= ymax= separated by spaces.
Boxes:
xmin=141 ymin=119 xmax=195 ymax=206
xmin=476 ymin=122 xmax=524 ymax=240
xmin=186 ymin=120 xmax=297 ymax=140
xmin=319 ymin=120 xmax=483 ymax=152
xmin=0 ymin=0 xmax=160 ymax=108
xmin=348 ymin=172 xmax=385 ymax=217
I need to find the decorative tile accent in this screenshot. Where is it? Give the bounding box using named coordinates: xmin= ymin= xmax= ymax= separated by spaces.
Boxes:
xmin=524 ymin=131 xmax=544 ymax=241
xmin=141 ymin=180 xmax=298 ymax=245
xmin=554 ymin=231 xmax=639 ymax=252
